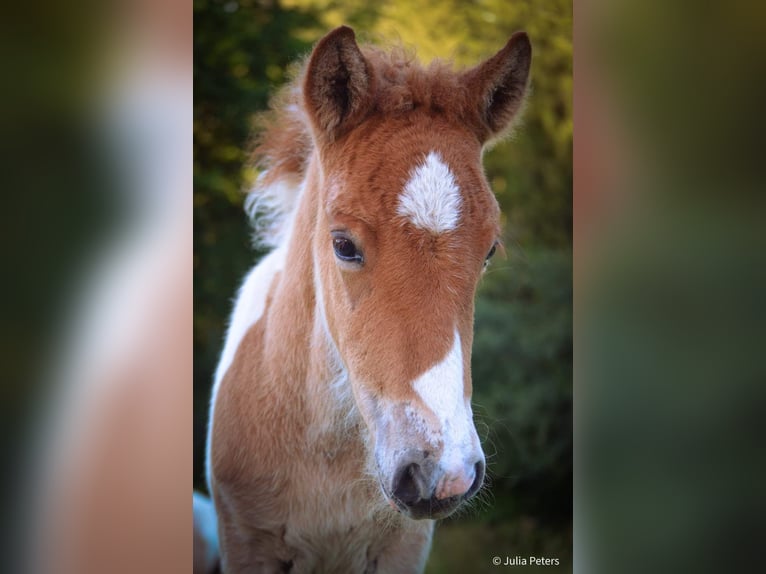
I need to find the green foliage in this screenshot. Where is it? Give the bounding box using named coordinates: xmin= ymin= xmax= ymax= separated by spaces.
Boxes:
xmin=473 ymin=250 xmax=572 ymax=524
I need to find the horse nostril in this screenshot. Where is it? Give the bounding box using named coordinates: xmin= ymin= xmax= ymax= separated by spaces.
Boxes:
xmin=465 ymin=460 xmax=485 ymax=500
xmin=392 ymin=462 xmax=426 ymax=506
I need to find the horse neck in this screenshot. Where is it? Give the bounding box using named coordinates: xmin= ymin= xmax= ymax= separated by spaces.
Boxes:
xmin=267 ymin=153 xmax=360 ymax=444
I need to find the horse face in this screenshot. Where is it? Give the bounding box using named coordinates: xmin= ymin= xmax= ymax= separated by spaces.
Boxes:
xmin=304 ymin=26 xmax=530 ymax=519
xmin=312 ymin=122 xmax=501 ymax=519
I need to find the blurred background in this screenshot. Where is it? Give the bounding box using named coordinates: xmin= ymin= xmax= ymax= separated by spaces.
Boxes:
xmin=193 ymin=1 xmax=572 ymax=572
xmin=576 ymin=1 xmax=766 ymax=573
xmin=1 ymin=0 xmax=191 ymax=572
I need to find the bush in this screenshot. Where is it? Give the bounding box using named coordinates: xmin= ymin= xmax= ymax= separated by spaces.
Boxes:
xmin=472 ymin=249 xmax=572 ymax=524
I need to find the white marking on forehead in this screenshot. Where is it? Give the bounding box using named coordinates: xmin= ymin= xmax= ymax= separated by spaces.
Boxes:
xmin=397 ymin=151 xmax=462 ymax=233
xmin=411 ymin=329 xmax=479 ymax=470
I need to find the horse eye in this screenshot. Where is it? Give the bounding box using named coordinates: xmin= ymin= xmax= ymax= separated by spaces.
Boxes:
xmin=332 ymin=235 xmax=363 ymax=263
xmin=485 ymin=243 xmax=497 ymax=262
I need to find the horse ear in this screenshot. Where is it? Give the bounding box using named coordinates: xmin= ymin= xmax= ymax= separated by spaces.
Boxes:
xmin=303 ymin=26 xmax=373 ymax=141
xmin=462 ymin=31 xmax=532 ymax=143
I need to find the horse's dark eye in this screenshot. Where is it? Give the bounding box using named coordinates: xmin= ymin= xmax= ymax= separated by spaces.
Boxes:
xmin=332 ymin=235 xmax=363 ymax=263
xmin=485 ymin=243 xmax=497 ymax=263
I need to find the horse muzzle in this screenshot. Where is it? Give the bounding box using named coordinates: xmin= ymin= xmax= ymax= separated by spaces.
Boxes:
xmin=385 ymin=452 xmax=485 ymax=520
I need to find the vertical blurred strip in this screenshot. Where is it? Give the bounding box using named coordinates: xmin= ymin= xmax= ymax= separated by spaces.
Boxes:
xmin=0 ymin=0 xmax=191 ymax=572
xmin=576 ymin=0 xmax=766 ymax=573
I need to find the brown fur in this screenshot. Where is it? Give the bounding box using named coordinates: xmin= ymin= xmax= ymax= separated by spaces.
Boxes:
xmin=209 ymin=26 xmax=531 ymax=573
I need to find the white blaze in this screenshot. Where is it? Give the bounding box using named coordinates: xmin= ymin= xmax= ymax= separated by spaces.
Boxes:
xmin=412 ymin=329 xmax=478 ymax=471
xmin=397 ymin=151 xmax=462 ymax=233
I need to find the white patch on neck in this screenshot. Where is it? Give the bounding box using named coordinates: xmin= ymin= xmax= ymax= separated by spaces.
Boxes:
xmin=397 ymin=151 xmax=462 ymax=233
xmin=212 ymin=246 xmax=286 ymax=388
xmin=205 ymin=245 xmax=286 ymax=487
xmin=205 ymin=180 xmax=305 ymax=488
xmin=411 ymin=329 xmax=477 ymax=471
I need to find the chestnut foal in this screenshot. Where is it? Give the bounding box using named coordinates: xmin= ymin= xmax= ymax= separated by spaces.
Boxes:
xmin=205 ymin=26 xmax=531 ymax=573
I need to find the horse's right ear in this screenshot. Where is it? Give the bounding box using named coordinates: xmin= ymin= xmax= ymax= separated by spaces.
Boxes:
xmin=303 ymin=26 xmax=373 ymax=142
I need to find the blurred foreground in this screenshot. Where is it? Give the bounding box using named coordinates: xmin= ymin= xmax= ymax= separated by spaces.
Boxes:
xmin=576 ymin=0 xmax=766 ymax=572
xmin=0 ymin=0 xmax=191 ymax=572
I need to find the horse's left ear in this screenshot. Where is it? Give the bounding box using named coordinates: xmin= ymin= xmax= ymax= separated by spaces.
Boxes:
xmin=462 ymin=31 xmax=532 ymax=143
xmin=303 ymin=26 xmax=374 ymax=142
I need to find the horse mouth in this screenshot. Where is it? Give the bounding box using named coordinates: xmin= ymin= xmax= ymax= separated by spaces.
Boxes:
xmin=390 ymin=493 xmax=466 ymax=520
xmin=380 ymin=471 xmax=483 ymax=520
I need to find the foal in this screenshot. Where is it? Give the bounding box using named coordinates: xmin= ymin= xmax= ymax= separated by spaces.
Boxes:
xmin=206 ymin=26 xmax=531 ymax=573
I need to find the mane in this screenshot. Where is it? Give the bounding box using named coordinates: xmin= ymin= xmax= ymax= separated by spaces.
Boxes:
xmin=246 ymin=42 xmax=470 ymax=249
